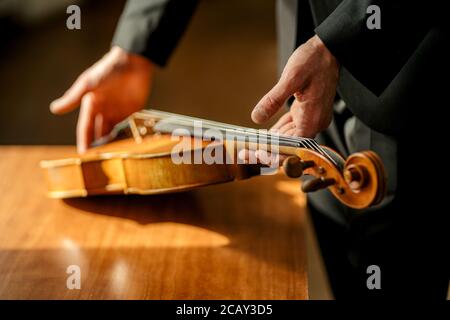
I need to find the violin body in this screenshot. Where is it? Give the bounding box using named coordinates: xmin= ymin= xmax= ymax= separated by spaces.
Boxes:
xmin=41 ymin=134 xmax=259 ymax=198
xmin=41 ymin=110 xmax=387 ymax=209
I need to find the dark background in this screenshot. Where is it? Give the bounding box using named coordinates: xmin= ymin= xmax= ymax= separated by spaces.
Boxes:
xmin=0 ymin=0 xmax=278 ymax=145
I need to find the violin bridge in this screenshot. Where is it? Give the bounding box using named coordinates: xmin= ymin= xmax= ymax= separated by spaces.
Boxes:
xmin=128 ymin=115 xmax=144 ymax=144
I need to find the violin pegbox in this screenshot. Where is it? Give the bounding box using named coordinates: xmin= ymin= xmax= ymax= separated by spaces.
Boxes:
xmin=282 ymin=149 xmax=386 ymax=209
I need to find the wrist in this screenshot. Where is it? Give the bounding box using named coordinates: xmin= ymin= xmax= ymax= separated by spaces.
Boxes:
xmin=110 ymin=46 xmax=153 ymax=71
xmin=309 ymin=35 xmax=340 ymax=69
xmin=308 ymin=35 xmax=327 ymax=51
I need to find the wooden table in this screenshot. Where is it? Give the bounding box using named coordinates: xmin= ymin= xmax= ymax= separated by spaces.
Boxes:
xmin=0 ymin=146 xmax=308 ymax=299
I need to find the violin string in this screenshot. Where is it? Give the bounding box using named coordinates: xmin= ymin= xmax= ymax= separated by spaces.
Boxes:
xmin=138 ymin=111 xmax=277 ymax=146
xmin=154 ymin=114 xmax=308 ymax=149
xmin=145 ymin=110 xmax=331 ymax=156
xmin=135 ymin=110 xmax=337 ymax=165
xmin=138 ymin=109 xmax=337 ymax=165
xmin=140 ymin=109 xmax=323 ymax=152
xmin=164 ymin=113 xmax=338 ymax=166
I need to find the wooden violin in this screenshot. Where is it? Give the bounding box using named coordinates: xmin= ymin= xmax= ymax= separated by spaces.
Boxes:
xmin=40 ymin=110 xmax=386 ymax=209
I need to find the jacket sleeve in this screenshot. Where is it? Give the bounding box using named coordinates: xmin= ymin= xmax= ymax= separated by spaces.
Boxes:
xmin=112 ymin=0 xmax=199 ymax=66
xmin=314 ymin=0 xmax=434 ymax=96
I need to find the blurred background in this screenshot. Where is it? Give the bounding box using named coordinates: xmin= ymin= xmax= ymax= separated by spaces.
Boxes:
xmin=0 ymin=0 xmax=278 ymax=145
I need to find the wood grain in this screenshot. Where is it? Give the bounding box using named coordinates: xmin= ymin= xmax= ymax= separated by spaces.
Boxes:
xmin=0 ymin=146 xmax=308 ymax=299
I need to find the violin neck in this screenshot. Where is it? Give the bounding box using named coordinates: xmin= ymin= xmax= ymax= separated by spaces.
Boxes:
xmin=92 ymin=109 xmax=338 ymax=166
xmin=134 ymin=109 xmax=338 ymax=164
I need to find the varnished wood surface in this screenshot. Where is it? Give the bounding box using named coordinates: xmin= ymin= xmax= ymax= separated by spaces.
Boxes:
xmin=0 ymin=146 xmax=308 ymax=299
xmin=41 ymin=136 xmax=258 ymax=199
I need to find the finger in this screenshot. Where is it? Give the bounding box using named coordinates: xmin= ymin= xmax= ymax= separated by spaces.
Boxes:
xmin=278 ymin=122 xmax=296 ymax=135
xmin=239 ymin=148 xmax=285 ymax=167
xmin=254 ymin=149 xmax=270 ymax=165
xmin=270 ymin=112 xmax=292 ymax=132
xmin=50 ymin=73 xmax=91 ymax=115
xmin=284 ymin=128 xmax=308 ymax=138
xmin=278 ymin=154 xmax=288 ymax=164
xmin=94 ymin=114 xmax=103 ymax=141
xmin=289 ymin=101 xmax=320 ymax=138
xmin=237 ymin=149 xmax=258 ymax=164
xmin=94 ymin=113 xmax=112 ymax=140
xmin=76 ymin=93 xmax=98 ymax=153
xmin=237 ymin=149 xmax=248 ymax=163
xmin=255 ymin=149 xmax=282 ymax=167
xmin=237 ymin=149 xmax=247 ymax=163
xmin=283 ymin=128 xmax=297 ymax=137
xmin=251 ymin=79 xmax=295 ymax=124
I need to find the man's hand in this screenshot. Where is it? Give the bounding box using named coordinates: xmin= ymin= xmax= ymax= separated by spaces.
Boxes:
xmin=252 ymin=35 xmax=339 ymax=138
xmin=240 ymin=35 xmax=339 ymax=167
xmin=50 ymin=46 xmax=153 ymax=153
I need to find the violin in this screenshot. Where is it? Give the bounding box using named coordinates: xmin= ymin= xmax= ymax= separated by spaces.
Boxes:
xmin=40 ymin=109 xmax=386 ymax=209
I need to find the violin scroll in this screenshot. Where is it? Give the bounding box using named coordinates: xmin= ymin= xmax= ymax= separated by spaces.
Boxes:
xmin=281 ymin=149 xmax=386 ymax=209
xmin=341 ymin=151 xmax=386 ymax=208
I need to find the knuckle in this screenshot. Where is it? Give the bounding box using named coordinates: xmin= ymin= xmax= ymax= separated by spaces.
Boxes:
xmin=264 ymin=95 xmax=278 ymax=111
xmin=76 ymin=70 xmax=96 ymax=89
xmin=76 ymin=72 xmax=89 ymax=85
xmin=264 ymin=94 xmax=282 ymax=113
xmin=81 ymin=92 xmax=95 ymax=106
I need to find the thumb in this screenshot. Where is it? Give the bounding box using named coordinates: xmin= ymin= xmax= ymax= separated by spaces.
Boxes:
xmin=251 ymin=75 xmax=299 ymax=124
xmin=50 ymin=74 xmax=91 ymax=115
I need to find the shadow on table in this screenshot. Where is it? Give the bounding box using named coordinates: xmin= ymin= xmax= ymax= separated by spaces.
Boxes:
xmin=61 ymin=182 xmax=306 ymax=277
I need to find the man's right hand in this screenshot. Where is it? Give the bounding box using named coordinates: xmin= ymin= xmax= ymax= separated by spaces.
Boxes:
xmin=50 ymin=46 xmax=153 ymax=153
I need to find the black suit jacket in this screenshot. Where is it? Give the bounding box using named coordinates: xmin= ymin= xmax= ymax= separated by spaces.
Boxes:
xmin=112 ymin=0 xmax=198 ymax=67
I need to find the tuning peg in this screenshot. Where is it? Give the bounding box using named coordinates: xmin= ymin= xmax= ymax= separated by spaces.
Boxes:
xmin=282 ymin=156 xmax=315 ymax=178
xmin=301 ymin=177 xmax=336 ymax=193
